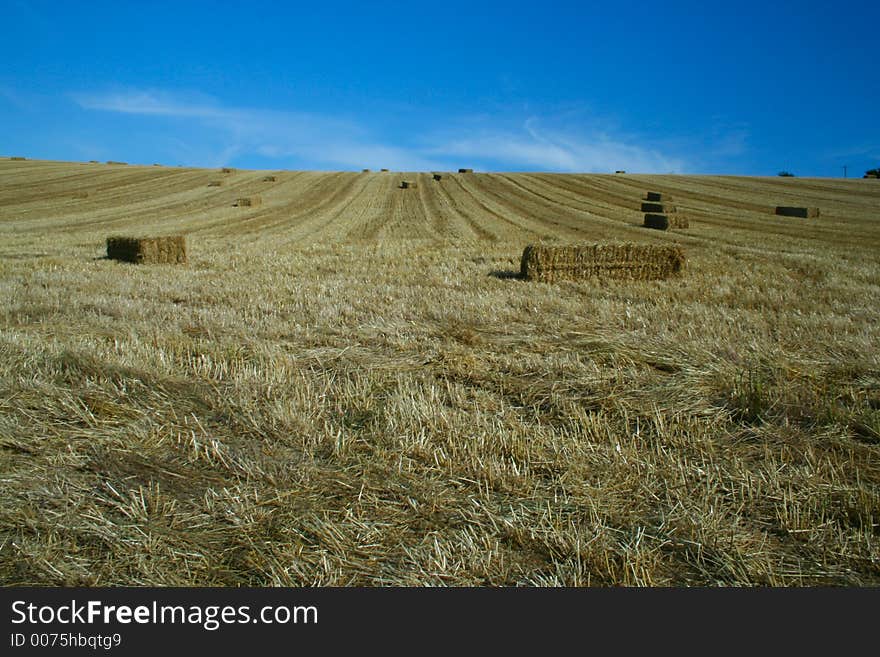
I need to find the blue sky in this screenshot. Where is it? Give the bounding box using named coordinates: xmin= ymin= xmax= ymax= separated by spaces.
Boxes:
xmin=1 ymin=0 xmax=877 ymax=176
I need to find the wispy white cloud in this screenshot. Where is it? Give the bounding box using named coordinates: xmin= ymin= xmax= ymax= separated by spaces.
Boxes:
xmin=72 ymin=88 xmax=693 ymax=172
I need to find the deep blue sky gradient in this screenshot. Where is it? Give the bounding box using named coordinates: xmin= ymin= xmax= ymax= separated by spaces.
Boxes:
xmin=1 ymin=0 xmax=877 ymax=175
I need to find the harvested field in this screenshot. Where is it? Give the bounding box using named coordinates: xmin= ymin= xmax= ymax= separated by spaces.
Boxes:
xmin=776 ymin=206 xmax=820 ymax=218
xmin=1 ymin=158 xmax=880 ymax=587
xmin=105 ymin=235 xmax=187 ymax=264
xmin=520 ymin=242 xmax=686 ymax=281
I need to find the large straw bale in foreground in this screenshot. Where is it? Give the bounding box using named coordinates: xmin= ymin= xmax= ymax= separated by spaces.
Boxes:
xmin=106 ymin=236 xmax=188 ymax=265
xmin=520 ymin=242 xmax=685 ymax=282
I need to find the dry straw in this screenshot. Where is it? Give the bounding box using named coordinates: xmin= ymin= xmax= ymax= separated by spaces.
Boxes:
xmin=400 ymin=180 xmax=418 ymax=189
xmin=106 ymin=236 xmax=188 ymax=265
xmin=775 ymin=206 xmax=820 ymax=218
xmin=234 ymin=197 xmax=262 ymax=207
xmin=520 ymin=242 xmax=686 ymax=282
xmin=207 ymin=181 xmax=223 ymax=187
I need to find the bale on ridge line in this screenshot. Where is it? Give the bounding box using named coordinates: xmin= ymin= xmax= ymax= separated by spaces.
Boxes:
xmin=520 ymin=242 xmax=685 ymax=283
xmin=106 ymin=236 xmax=187 ymax=265
xmin=458 ymin=168 xmax=474 ymax=173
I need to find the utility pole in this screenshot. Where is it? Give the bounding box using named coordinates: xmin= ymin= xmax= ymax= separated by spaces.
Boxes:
xmin=843 ymin=165 xmax=848 ymax=178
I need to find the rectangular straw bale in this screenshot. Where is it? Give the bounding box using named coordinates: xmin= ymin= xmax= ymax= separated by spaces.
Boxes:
xmin=520 ymin=242 xmax=685 ymax=283
xmin=641 ymin=202 xmax=666 ymax=213
xmin=221 ymin=167 xmax=236 ymax=173
xmin=644 ymin=214 xmax=669 ymax=230
xmin=615 ymin=170 xmax=626 ymax=174
xmin=10 ymin=156 xmax=26 ymax=161
xmin=234 ymin=196 xmax=262 ymax=207
xmin=433 ymin=173 xmax=443 ymax=180
xmin=207 ymin=181 xmax=223 ymax=187
xmin=106 ymin=236 xmax=188 ymax=265
xmin=458 ymin=168 xmax=474 ymax=173
xmin=400 ymin=180 xmax=418 ymax=189
xmin=644 ymin=192 xmax=663 ymax=202
xmin=775 ymin=206 xmax=819 ymax=218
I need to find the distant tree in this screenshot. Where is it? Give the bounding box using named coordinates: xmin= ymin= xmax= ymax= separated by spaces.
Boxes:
xmin=777 ymin=171 xmax=795 ymax=177
xmin=865 ymin=167 xmax=880 ymax=178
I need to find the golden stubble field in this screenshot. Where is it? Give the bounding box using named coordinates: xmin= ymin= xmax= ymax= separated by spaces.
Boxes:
xmin=1 ymin=158 xmax=879 ymax=585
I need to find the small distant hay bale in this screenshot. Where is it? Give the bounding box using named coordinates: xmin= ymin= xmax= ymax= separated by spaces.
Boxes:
xmin=234 ymin=196 xmax=262 ymax=207
xmin=10 ymin=156 xmax=26 ymax=161
xmin=775 ymin=206 xmax=819 ymax=218
xmin=520 ymin=242 xmax=685 ymax=283
xmin=615 ymin=170 xmax=626 ymax=174
xmin=433 ymin=173 xmax=443 ymax=181
xmin=380 ymin=168 xmax=390 ymax=172
xmin=221 ymin=167 xmax=236 ymax=174
xmin=106 ymin=161 xmax=127 ymax=165
xmin=400 ymin=180 xmax=418 ymax=189
xmin=106 ymin=236 xmax=187 ymax=265
xmin=458 ymin=168 xmax=474 ymax=173
xmin=207 ymin=181 xmax=223 ymax=187
xmin=644 ymin=192 xmax=663 ymax=202
xmin=644 ymin=214 xmax=669 ymax=230
xmin=262 ymin=175 xmax=277 ymax=182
